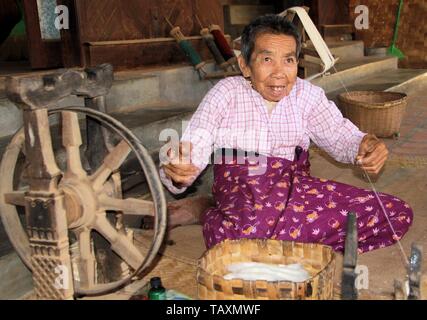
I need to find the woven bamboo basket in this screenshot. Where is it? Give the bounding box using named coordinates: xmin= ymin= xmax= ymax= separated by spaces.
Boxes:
xmin=197 ymin=239 xmax=336 ymax=300
xmin=338 ymin=91 xmax=407 ymax=138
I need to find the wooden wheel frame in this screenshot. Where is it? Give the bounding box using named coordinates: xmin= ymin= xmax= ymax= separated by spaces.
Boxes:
xmin=0 ymin=65 xmax=167 ymax=298
xmin=0 ymin=107 xmax=167 ymax=296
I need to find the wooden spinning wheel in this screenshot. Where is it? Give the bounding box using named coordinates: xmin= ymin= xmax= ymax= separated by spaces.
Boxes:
xmin=0 ymin=65 xmax=167 ymax=299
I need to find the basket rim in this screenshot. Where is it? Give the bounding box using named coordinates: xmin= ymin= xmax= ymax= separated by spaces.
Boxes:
xmin=197 ymin=239 xmax=336 ymax=285
xmin=338 ymin=91 xmax=407 ymax=109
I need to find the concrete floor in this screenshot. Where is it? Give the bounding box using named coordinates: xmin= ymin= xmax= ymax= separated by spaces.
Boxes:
xmin=309 ymin=89 xmax=427 ymax=298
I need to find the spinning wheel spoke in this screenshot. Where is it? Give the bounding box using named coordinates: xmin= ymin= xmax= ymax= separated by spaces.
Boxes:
xmin=62 ymin=112 xmax=86 ymax=179
xmin=98 ymin=195 xmax=155 ymax=216
xmin=4 ymin=190 xmax=26 ymax=207
xmin=93 ymin=214 xmax=144 ymax=270
xmin=90 ymin=140 xmax=131 ymax=191
xmin=76 ymin=229 xmax=96 ymax=288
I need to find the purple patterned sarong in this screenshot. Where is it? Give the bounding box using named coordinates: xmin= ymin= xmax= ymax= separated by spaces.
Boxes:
xmin=202 ymin=148 xmax=413 ymax=253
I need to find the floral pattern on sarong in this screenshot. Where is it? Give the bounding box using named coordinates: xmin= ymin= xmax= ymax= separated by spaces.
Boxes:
xmin=202 ymin=149 xmax=413 ymax=253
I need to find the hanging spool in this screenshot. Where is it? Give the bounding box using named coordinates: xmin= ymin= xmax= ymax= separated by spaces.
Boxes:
xmin=209 ymin=24 xmax=236 ymax=65
xmin=199 ymin=29 xmax=228 ymax=71
xmin=169 ymin=26 xmax=206 ymax=71
xmin=195 ymin=15 xmax=228 ymax=71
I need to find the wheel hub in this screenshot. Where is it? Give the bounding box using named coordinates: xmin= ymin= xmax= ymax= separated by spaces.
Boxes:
xmin=61 ymin=178 xmax=98 ymax=229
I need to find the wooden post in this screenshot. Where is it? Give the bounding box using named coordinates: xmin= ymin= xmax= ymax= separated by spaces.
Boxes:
xmin=23 ymin=109 xmax=74 ymax=299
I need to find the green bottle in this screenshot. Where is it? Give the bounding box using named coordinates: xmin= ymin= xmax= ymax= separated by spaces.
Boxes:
xmin=148 ymin=277 xmax=167 ymax=300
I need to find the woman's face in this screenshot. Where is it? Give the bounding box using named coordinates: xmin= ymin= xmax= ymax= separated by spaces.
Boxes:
xmin=238 ymin=33 xmax=298 ymax=102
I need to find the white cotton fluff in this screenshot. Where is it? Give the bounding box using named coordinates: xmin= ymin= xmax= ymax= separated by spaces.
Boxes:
xmin=223 ymin=262 xmax=311 ymax=282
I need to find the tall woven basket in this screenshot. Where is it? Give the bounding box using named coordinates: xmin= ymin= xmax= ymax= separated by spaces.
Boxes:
xmin=197 ymin=239 xmax=336 ymax=300
xmin=338 ymin=91 xmax=407 ymax=138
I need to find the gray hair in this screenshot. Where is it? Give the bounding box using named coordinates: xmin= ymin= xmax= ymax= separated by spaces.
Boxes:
xmin=241 ymin=14 xmax=301 ymax=65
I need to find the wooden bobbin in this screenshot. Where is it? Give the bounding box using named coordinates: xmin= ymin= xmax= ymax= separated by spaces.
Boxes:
xmin=209 ymin=24 xmax=235 ymax=61
xmin=195 ymin=61 xmax=206 ymax=71
xmin=225 ymin=56 xmax=238 ymax=69
xmin=170 ymin=26 xmax=185 ymax=42
xmin=200 ymin=28 xmax=228 ymax=71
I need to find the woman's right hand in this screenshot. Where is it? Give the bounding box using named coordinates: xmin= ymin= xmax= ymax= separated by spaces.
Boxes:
xmin=162 ymin=142 xmax=200 ymax=187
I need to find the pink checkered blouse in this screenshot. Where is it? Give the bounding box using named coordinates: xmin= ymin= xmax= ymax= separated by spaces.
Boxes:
xmin=160 ymin=76 xmax=366 ymax=194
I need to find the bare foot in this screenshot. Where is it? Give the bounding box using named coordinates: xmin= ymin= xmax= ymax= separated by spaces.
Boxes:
xmin=167 ymin=196 xmax=214 ymax=230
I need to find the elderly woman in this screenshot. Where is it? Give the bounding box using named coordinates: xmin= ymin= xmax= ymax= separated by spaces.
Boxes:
xmin=160 ymin=14 xmax=412 ymax=253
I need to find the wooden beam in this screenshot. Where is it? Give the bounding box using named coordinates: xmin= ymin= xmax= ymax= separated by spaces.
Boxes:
xmin=84 ymin=36 xmax=232 ymax=70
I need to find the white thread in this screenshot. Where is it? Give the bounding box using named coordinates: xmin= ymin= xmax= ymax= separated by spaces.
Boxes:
xmin=361 ymin=167 xmax=409 ymax=266
xmin=332 ymin=65 xmax=409 ymax=267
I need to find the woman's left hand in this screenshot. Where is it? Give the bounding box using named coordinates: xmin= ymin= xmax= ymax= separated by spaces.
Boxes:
xmin=356 ymin=134 xmax=389 ymax=174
